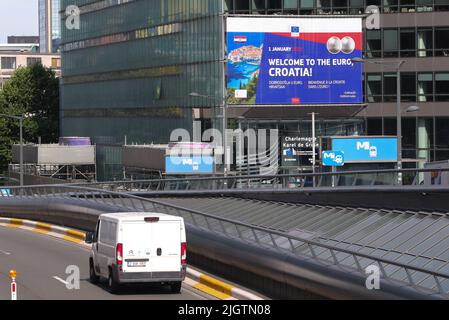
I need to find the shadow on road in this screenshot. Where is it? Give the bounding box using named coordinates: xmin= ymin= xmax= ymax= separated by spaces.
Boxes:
xmin=81 ymin=278 xmax=181 ymax=296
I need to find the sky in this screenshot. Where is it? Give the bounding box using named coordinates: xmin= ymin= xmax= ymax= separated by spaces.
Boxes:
xmin=0 ymin=0 xmax=38 ymax=43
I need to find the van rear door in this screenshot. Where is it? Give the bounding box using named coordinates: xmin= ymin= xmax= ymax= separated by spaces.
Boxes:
xmin=121 ymin=218 xmax=181 ymax=274
xmin=121 ymin=221 xmax=152 ymax=273
xmin=150 ymin=219 xmax=181 ymax=273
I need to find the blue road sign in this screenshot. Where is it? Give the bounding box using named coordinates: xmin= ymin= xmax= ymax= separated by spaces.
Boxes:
xmin=165 ymin=156 xmax=214 ymax=175
xmin=331 ymin=137 xmax=397 ymax=163
xmin=322 ymin=151 xmax=345 ymax=166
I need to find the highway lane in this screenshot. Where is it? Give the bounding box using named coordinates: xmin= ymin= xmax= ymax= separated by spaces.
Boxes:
xmin=0 ymin=225 xmax=210 ymax=300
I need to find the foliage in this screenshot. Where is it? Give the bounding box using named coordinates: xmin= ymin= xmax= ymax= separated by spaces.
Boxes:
xmin=0 ymin=63 xmax=59 ymax=169
xmin=227 ymin=73 xmax=259 ymax=105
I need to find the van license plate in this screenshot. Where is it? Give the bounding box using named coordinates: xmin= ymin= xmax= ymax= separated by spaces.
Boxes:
xmin=127 ymin=261 xmax=146 ymax=267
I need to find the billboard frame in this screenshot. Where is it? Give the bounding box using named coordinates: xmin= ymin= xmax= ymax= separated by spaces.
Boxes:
xmin=225 ymin=14 xmax=366 ymax=107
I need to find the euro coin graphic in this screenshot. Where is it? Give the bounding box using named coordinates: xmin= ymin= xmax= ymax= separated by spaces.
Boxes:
xmin=341 ymin=36 xmax=356 ymax=54
xmin=327 ymin=36 xmax=342 ymax=54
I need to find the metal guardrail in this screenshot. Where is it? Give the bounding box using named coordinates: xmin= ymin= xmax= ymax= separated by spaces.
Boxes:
xmin=1 ymin=183 xmax=449 ymax=298
xmin=63 ymin=167 xmax=449 ymax=192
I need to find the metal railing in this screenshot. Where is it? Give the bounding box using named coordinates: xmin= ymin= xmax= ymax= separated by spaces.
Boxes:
xmin=1 ymin=183 xmax=449 ymax=298
xmin=61 ymin=167 xmax=449 ymax=193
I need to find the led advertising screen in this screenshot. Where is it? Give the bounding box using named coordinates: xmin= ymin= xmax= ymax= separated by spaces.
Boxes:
xmin=331 ymin=137 xmax=398 ymax=163
xmin=226 ymin=17 xmax=363 ymax=105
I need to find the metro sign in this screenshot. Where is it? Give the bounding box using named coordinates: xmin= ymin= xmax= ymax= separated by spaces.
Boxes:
xmin=322 ymin=151 xmax=345 ymax=166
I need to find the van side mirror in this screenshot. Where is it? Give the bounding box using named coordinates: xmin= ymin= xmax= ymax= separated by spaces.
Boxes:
xmin=85 ymin=232 xmax=94 ymax=244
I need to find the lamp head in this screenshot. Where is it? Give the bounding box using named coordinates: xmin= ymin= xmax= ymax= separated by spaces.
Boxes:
xmin=405 ymin=105 xmax=420 ymax=113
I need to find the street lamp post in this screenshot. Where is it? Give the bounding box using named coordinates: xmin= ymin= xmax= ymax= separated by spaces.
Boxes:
xmin=0 ymin=114 xmax=24 ymax=186
xmin=188 ymin=92 xmax=228 ymax=177
xmin=352 ymin=58 xmax=405 ymax=185
xmin=308 ymin=112 xmax=319 ymax=188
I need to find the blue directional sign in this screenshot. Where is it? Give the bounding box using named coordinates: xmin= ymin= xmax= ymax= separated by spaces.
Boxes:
xmin=322 ymin=151 xmax=345 ymax=166
xmin=165 ymin=156 xmax=214 ymax=175
xmin=331 ymin=137 xmax=397 ymax=163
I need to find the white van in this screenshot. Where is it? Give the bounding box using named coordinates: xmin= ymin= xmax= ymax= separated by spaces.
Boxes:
xmin=86 ymin=212 xmax=187 ymax=293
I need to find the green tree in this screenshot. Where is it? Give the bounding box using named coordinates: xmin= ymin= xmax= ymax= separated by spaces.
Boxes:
xmin=0 ymin=63 xmax=59 ymax=169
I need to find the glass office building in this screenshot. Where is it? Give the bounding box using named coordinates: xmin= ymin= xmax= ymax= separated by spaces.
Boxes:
xmin=39 ymin=0 xmax=61 ymax=53
xmin=60 ymin=0 xmax=225 ymax=179
xmin=60 ymin=0 xmax=449 ymax=180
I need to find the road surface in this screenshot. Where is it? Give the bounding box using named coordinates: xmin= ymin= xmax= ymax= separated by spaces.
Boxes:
xmin=0 ymin=225 xmax=212 ymax=300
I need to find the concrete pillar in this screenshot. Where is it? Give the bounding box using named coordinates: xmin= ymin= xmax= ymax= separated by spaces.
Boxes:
xmin=417 ymin=118 xmax=430 ymax=183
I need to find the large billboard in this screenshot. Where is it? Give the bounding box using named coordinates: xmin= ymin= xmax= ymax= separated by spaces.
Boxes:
xmin=226 ymin=17 xmax=363 ymax=105
xmin=331 ymin=137 xmax=398 ymax=163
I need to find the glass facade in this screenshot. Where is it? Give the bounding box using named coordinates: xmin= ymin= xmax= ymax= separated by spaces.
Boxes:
xmin=366 ymin=27 xmax=449 ymax=58
xmin=60 ymin=0 xmax=225 ymax=180
xmin=365 ymin=71 xmax=449 ymax=102
xmin=60 ymin=0 xmax=449 ymax=180
xmin=224 ymin=0 xmax=448 ymax=14
xmin=39 ymin=0 xmax=61 ymax=53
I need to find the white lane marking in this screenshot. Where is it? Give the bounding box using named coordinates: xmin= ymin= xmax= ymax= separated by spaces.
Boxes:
xmin=0 ymin=249 xmax=11 ymax=255
xmin=53 ymin=276 xmax=69 ymax=286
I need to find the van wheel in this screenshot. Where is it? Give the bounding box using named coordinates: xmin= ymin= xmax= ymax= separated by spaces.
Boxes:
xmin=107 ymin=268 xmax=119 ymax=294
xmin=170 ymin=281 xmax=182 ymax=294
xmin=89 ymin=259 xmax=99 ymax=284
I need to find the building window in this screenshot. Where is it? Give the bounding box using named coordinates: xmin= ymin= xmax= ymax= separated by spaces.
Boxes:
xmin=435 ymin=150 xmax=449 ymax=161
xmin=384 ymin=118 xmax=397 ymax=136
xmin=435 ymin=73 xmax=449 ymax=101
xmin=349 ymin=0 xmax=364 ymax=14
xmin=383 ymin=0 xmax=399 ymax=13
xmin=235 ymin=0 xmax=248 ymax=13
xmin=416 ymin=0 xmax=433 ymax=12
xmin=367 ymin=0 xmax=382 ymax=6
xmin=417 ymin=73 xmax=433 ymax=102
xmin=27 ymin=57 xmax=42 ymax=66
xmin=400 ymin=0 xmax=415 ymax=12
xmin=332 ymin=0 xmax=348 ymax=14
xmin=401 ymin=73 xmax=416 ymax=102
xmin=284 ymin=0 xmax=298 ymax=13
xmin=267 ymin=0 xmax=283 ymax=13
xmin=435 ymin=0 xmax=449 ymax=12
xmin=317 ymin=0 xmax=332 ymax=13
xmin=436 ymin=118 xmax=449 ymax=149
xmin=299 ymin=0 xmax=314 ymax=14
xmin=383 ymin=29 xmax=399 ymax=57
xmin=224 ymin=0 xmax=233 ymax=11
xmin=435 ymin=28 xmax=449 ymax=56
xmin=402 ymin=118 xmax=417 ymax=149
xmin=367 ymin=74 xmax=382 ymax=102
xmin=1 ymin=57 xmax=16 ymax=69
xmin=367 ymin=118 xmax=383 ymax=135
xmin=383 ymin=73 xmax=398 ymax=102
xmin=366 ymin=30 xmax=382 ymax=58
xmin=51 ymin=57 xmax=60 ymax=68
xmin=400 ymin=28 xmax=416 ymax=57
xmin=417 ymin=28 xmax=433 ymax=57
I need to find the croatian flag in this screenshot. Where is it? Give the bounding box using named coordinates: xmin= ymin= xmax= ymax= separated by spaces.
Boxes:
xmin=234 ymin=36 xmax=247 ymax=43
xmin=291 ymin=26 xmax=300 ymax=37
